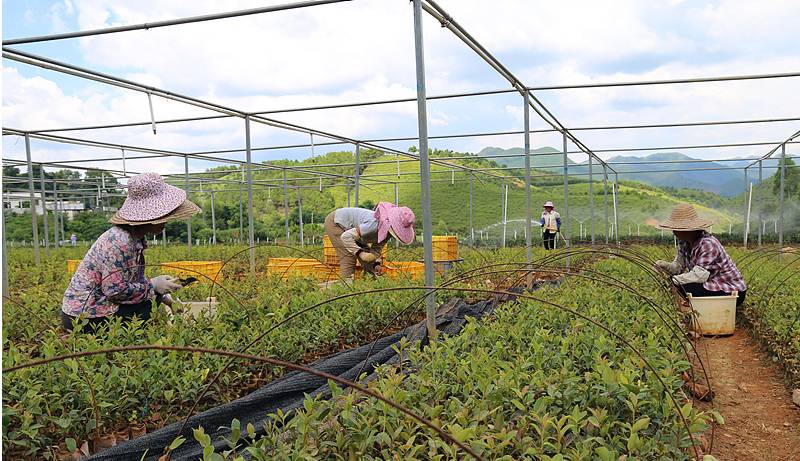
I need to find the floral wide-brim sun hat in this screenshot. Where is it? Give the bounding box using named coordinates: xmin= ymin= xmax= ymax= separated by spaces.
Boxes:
xmin=109 ymin=173 xmax=200 ymax=225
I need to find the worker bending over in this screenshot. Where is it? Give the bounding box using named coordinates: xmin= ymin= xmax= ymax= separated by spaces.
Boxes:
xmin=540 ymin=201 xmax=561 ymax=250
xmin=324 ymin=202 xmax=415 ymax=279
xmin=61 ymin=173 xmax=200 ymax=332
xmin=655 ymin=203 xmax=747 ymax=306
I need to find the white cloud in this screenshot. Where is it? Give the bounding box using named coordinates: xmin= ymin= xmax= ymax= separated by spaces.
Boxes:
xmin=4 ymin=0 xmax=800 ymax=174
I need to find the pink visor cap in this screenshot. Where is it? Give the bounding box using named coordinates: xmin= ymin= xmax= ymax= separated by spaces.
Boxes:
xmin=376 ymin=203 xmax=416 ymax=244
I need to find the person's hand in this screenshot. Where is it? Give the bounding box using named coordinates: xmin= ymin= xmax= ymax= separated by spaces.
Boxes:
xmin=151 ymin=275 xmax=181 ymax=294
xmin=372 ymin=263 xmax=384 ymax=276
xmin=654 ymin=260 xmax=670 ymax=271
xmin=357 ymin=251 xmax=377 ymax=264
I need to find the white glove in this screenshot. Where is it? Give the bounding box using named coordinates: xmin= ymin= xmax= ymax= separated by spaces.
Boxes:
xmin=151 ymin=275 xmax=181 ymax=294
xmin=672 ymin=266 xmax=710 ymax=285
xmin=357 ymin=251 xmax=377 ymax=264
xmin=655 ymin=257 xmax=683 ymax=275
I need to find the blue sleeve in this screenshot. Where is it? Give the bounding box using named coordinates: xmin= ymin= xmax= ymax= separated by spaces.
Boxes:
xmin=539 ymin=217 xmax=545 ymax=226
xmin=556 ymin=218 xmax=561 ymax=229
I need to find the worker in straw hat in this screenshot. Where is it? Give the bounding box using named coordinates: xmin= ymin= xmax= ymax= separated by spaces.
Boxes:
xmin=655 ymin=203 xmax=747 ymax=306
xmin=61 ymin=173 xmax=201 ymax=332
xmin=324 ymin=202 xmax=416 ymax=279
xmin=539 ymin=201 xmax=561 ymax=250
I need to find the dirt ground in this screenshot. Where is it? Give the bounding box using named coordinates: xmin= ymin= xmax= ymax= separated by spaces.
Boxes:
xmin=696 ymin=328 xmax=800 ymax=460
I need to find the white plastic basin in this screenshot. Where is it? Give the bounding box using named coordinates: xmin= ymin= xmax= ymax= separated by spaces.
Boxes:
xmin=688 ymin=291 xmax=738 ymax=336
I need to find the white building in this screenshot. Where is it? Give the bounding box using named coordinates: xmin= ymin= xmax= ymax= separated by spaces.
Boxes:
xmin=3 ymin=192 xmax=85 ymax=219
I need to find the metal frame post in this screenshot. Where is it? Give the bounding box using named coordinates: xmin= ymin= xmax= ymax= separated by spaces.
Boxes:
xmin=24 ymin=134 xmax=40 ymax=264
xmin=744 ymin=182 xmax=753 ymax=248
xmin=39 ymin=168 xmax=50 ymax=257
xmin=210 ymin=191 xmax=216 ymax=245
xmin=184 ymin=156 xmax=191 ymax=250
xmin=245 ymin=116 xmax=256 ymax=273
xmin=603 ymin=165 xmax=609 ymax=244
xmin=743 ymin=168 xmax=749 ymax=244
xmin=613 ymin=173 xmax=620 ymax=243
xmin=395 ymin=182 xmax=400 ymax=250
xmin=562 ymin=132 xmax=570 ymax=267
xmin=100 ymin=171 xmax=105 ymax=212
xmin=238 ymin=179 xmax=244 ymax=243
xmin=58 ymin=198 xmax=65 ymax=243
xmin=501 ymin=182 xmax=508 ymax=248
xmin=283 ymin=169 xmax=290 ymax=243
xmin=757 ymin=160 xmax=763 ymax=246
xmin=2 ymin=203 xmax=8 ymax=295
xmin=412 ymin=0 xmax=436 ymax=338
xmin=52 ymin=181 xmax=59 ymax=248
xmin=469 ymin=174 xmax=474 ymax=247
xmin=589 ymin=154 xmax=595 ymax=244
xmin=354 ymin=143 xmax=360 ymax=207
xmin=779 ymin=143 xmax=785 ymax=246
xmin=297 ymin=186 xmax=304 ymax=247
xmin=523 ymin=91 xmax=532 ymax=267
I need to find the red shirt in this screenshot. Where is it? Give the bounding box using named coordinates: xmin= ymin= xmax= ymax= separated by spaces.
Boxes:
xmin=678 ymin=232 xmax=746 ymax=293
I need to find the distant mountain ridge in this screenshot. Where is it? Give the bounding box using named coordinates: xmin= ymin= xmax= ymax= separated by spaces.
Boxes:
xmin=477 ymin=147 xmax=778 ymax=196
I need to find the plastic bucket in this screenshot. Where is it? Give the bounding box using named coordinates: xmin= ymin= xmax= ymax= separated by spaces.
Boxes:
xmin=689 ymin=291 xmax=737 ymax=336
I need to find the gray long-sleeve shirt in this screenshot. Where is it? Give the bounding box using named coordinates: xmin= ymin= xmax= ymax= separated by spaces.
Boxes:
xmin=334 ymin=208 xmax=379 ymax=242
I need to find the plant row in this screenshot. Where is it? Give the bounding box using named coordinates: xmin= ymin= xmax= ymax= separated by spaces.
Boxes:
xmin=2 ymin=245 xmax=444 ymax=459
xmin=196 ymin=255 xmax=715 ymax=460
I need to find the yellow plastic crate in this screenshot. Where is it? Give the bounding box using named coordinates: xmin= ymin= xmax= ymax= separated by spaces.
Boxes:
xmin=315 ymin=263 xmax=343 ymax=282
xmin=67 ymin=259 xmax=81 ymax=275
xmin=161 ymin=261 xmax=224 ymax=283
xmin=267 ymin=258 xmax=323 ymax=280
xmin=383 ymin=261 xmax=425 ymax=280
xmin=432 ymin=236 xmax=458 ymax=261
xmin=322 ymin=235 xmax=339 ymax=266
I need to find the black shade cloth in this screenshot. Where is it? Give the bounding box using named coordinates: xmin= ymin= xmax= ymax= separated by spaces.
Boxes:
xmin=90 ymin=297 xmax=496 ymax=461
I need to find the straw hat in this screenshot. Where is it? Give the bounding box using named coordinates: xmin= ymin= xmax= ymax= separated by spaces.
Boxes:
xmin=543 ymin=201 xmax=555 ymax=208
xmin=658 ymin=203 xmax=711 ymax=231
xmin=109 ymin=173 xmax=200 ymax=225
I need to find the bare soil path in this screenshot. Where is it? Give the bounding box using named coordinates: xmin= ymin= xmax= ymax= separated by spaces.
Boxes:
xmin=697 ymin=328 xmax=800 ymax=460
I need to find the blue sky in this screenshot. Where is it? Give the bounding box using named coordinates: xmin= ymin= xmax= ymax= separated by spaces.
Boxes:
xmin=3 ymin=0 xmax=799 ymax=176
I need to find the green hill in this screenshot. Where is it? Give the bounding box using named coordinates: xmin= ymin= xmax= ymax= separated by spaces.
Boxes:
xmin=185 ymin=149 xmax=744 ymax=241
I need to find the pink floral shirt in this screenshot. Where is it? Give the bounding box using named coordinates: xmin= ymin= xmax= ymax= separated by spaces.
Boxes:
xmin=61 ymin=226 xmax=154 ymax=318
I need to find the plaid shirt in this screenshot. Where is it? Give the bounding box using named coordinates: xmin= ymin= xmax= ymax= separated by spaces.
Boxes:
xmin=62 ymin=226 xmax=154 ymax=318
xmin=678 ymin=232 xmax=746 ymax=293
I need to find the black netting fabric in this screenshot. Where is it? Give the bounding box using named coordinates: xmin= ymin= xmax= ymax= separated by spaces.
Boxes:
xmin=90 ymin=298 xmax=495 ymax=460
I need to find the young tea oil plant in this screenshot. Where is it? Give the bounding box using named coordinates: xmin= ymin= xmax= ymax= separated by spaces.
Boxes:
xmin=2 ymin=245 xmax=432 ymax=459
xmin=206 ymin=257 xmax=713 ymax=460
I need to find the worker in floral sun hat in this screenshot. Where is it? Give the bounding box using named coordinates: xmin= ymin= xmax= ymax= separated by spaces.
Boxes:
xmin=61 ymin=173 xmax=200 ymax=332
xmin=654 ymin=203 xmax=747 ymax=306
xmin=324 ymin=202 xmax=416 ymax=279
